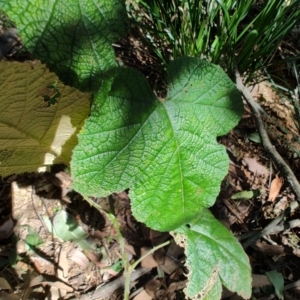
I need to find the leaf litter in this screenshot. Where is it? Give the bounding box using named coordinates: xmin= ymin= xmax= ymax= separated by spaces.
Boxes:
xmin=0 ymin=170 xmax=187 ymax=299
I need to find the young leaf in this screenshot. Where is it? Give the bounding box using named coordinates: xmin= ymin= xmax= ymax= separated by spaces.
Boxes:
xmin=25 ymin=226 xmax=44 ymax=247
xmin=1 ymin=0 xmax=128 ymax=92
xmin=0 ymin=61 xmax=90 ymax=177
xmin=173 ymin=209 xmax=251 ymax=299
xmin=71 ymin=57 xmax=243 ymax=231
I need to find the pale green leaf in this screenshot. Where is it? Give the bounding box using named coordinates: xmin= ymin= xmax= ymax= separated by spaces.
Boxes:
xmin=53 ymin=210 xmax=88 ymax=242
xmin=71 ymin=57 xmax=243 ymax=231
xmin=25 ymin=226 xmax=44 ymax=247
xmin=0 ymin=61 xmax=90 ymax=177
xmin=174 ymin=209 xmax=251 ymax=299
xmin=231 ymin=189 xmax=261 ymax=200
xmin=1 ymin=0 xmax=128 ymax=92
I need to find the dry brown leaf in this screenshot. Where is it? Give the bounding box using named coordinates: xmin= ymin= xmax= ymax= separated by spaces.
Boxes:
xmin=67 ymin=248 xmax=89 ymax=270
xmin=84 ymin=251 xmax=108 ymax=268
xmin=0 ymin=277 xmax=12 ymax=290
xmin=242 ymin=157 xmax=269 ymax=177
xmin=0 ymin=292 xmax=22 ymax=300
xmin=145 ymin=279 xmax=162 ymax=298
xmin=58 ymin=247 xmax=69 ymax=278
xmin=29 ymin=275 xmax=73 ymax=292
xmin=46 ymin=286 xmax=65 ymax=300
xmin=140 ymin=247 xmax=158 ymax=269
xmin=268 ymin=175 xmax=284 ymax=201
xmin=31 ymin=255 xmax=56 ymax=275
xmin=252 ymin=274 xmax=271 ymax=287
xmin=133 ymin=289 xmax=153 ymax=300
xmin=273 ymin=196 xmax=288 ymax=216
xmin=168 ymin=280 xmax=188 ymax=294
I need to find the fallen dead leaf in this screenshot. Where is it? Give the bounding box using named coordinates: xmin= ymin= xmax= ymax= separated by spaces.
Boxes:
xmin=84 ymin=250 xmax=109 ymax=268
xmin=242 ymin=157 xmax=269 ymax=177
xmin=167 ymin=280 xmax=188 ymax=299
xmin=252 ymin=274 xmax=272 ymax=287
xmin=31 ymin=255 xmax=56 ymax=275
xmin=140 ymin=247 xmax=158 ymax=269
xmin=273 ymin=196 xmax=288 ymax=216
xmin=145 ymin=279 xmax=162 ymax=298
xmin=68 ymin=248 xmax=89 ymax=270
xmin=29 ymin=275 xmax=73 ymax=292
xmin=268 ymin=175 xmax=284 ymax=201
xmin=46 ymin=286 xmax=65 ymax=300
xmin=0 ymin=292 xmax=22 ymax=300
xmin=58 ymin=247 xmax=70 ymax=279
xmin=133 ymin=289 xmax=153 ymax=300
xmin=0 ymin=277 xmax=12 ymax=290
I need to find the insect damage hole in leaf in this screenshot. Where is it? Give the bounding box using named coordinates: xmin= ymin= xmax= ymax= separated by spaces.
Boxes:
xmin=174 ymin=209 xmax=251 ymax=299
xmin=71 ymin=57 xmax=243 ymax=232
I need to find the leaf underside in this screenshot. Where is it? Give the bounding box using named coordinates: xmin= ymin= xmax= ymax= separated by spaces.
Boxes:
xmin=71 ymin=57 xmax=243 ymax=231
xmin=0 ymin=61 xmax=90 ymax=176
xmin=1 ymin=0 xmax=128 ymax=92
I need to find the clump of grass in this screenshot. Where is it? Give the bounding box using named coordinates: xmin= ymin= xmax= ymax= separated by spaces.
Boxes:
xmin=127 ymin=0 xmax=300 ymax=81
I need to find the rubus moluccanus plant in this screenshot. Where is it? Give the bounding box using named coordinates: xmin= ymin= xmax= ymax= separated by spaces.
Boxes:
xmin=0 ymin=0 xmax=251 ymax=299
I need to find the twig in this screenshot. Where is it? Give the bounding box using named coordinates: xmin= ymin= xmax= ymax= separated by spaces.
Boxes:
xmin=267 ymin=218 xmax=300 ymax=235
xmin=235 ymin=69 xmax=300 ymax=248
xmin=239 ymin=201 xmax=299 ymax=248
xmin=68 ymin=267 xmax=151 ymax=300
xmin=235 ymin=69 xmax=300 ymax=201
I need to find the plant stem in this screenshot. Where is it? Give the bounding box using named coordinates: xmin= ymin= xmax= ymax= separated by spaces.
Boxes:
xmin=123 ymin=240 xmax=171 ymax=299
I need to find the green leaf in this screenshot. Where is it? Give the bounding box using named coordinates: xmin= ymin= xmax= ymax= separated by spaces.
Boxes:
xmin=25 ymin=226 xmax=44 ymax=247
xmin=174 ymin=209 xmax=251 ymax=299
xmin=71 ymin=57 xmax=243 ymax=231
xmin=53 ymin=210 xmax=89 ymax=242
xmin=1 ymin=0 xmax=128 ymax=92
xmin=0 ymin=61 xmax=90 ymax=177
xmin=247 ymin=132 xmax=261 ymax=143
xmin=231 ymin=189 xmax=261 ymax=200
xmin=111 ymin=260 xmax=124 ymax=273
xmin=266 ymin=270 xmax=284 ymax=300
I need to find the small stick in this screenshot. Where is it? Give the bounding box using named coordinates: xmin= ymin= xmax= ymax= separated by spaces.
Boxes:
xmin=235 ymin=69 xmax=300 ymax=201
xmin=68 ymin=267 xmax=151 ymax=300
xmin=235 ymin=69 xmax=300 ymax=248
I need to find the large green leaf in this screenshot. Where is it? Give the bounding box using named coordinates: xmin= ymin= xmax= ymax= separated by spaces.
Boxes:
xmin=71 ymin=57 xmax=243 ymax=231
xmin=1 ymin=0 xmax=128 ymax=92
xmin=173 ymin=209 xmax=251 ymax=299
xmin=0 ymin=61 xmax=90 ymax=177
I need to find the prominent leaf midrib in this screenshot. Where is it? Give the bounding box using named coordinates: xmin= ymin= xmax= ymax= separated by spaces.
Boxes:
xmin=162 ymin=101 xmax=185 ymax=219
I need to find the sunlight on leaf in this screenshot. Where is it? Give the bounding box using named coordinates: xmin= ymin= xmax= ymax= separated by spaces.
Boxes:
xmin=0 ymin=61 xmax=90 ymax=177
xmin=72 ymin=57 xmax=243 ymax=231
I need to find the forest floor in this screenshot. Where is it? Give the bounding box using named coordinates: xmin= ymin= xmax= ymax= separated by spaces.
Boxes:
xmin=1 ymin=18 xmax=300 ymax=300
